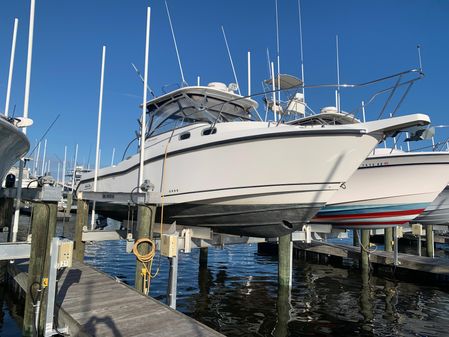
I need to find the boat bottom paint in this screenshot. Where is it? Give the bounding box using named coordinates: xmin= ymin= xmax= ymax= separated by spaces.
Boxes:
xmin=94 ymin=202 xmax=324 ymax=238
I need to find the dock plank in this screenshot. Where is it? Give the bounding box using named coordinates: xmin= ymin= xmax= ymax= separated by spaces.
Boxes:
xmin=9 ymin=261 xmax=223 ymax=337
xmin=294 ymin=241 xmax=449 ymax=276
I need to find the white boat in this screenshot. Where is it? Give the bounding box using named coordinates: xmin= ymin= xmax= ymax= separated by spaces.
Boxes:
xmin=0 ymin=115 xmax=30 ymax=184
xmin=312 ymin=148 xmax=449 ymax=228
xmin=289 ymin=109 xmax=449 ymax=229
xmin=412 ymin=186 xmax=449 ymax=226
xmin=77 ymin=84 xmax=430 ymax=237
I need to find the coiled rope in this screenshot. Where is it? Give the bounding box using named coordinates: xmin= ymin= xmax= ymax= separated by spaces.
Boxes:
xmin=132 ymin=237 xmax=156 ymax=295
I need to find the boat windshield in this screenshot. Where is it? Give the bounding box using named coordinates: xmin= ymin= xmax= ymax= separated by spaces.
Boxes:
xmin=145 ymin=85 xmax=258 ymax=137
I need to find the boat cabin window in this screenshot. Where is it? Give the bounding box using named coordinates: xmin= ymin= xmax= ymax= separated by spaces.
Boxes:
xmin=202 ymin=127 xmax=217 ymax=136
xmin=179 ymin=132 xmax=191 ymax=140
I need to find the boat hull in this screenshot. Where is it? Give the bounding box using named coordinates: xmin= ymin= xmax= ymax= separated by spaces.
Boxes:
xmin=79 ymin=122 xmax=385 ymax=237
xmin=0 ymin=117 xmax=29 ymax=183
xmin=412 ymin=186 xmax=449 ymax=226
xmin=312 ymin=151 xmax=449 ymax=229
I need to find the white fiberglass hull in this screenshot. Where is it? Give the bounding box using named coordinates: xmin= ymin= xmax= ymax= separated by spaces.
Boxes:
xmin=313 ymin=150 xmax=449 ymax=229
xmin=78 ymin=116 xmax=428 ymax=237
xmin=0 ymin=116 xmax=29 ymax=183
xmin=412 ymin=186 xmax=449 ymax=226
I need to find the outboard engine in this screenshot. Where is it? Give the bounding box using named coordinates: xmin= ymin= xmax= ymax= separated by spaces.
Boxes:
xmin=5 ymin=174 xmax=16 ymax=188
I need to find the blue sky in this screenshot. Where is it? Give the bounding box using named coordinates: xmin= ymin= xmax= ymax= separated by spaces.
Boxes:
xmin=1 ymin=0 xmax=449 ymax=175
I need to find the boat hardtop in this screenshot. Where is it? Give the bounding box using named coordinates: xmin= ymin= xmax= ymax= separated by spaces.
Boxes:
xmin=145 ymin=83 xmax=259 ymax=136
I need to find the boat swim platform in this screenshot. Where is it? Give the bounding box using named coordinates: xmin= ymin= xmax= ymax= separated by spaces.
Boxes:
xmin=8 ymin=260 xmax=224 ymax=337
xmin=293 ymin=241 xmax=449 ymax=277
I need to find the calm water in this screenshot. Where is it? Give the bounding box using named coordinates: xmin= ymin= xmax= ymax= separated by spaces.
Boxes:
xmin=2 ymin=219 xmax=449 ymax=336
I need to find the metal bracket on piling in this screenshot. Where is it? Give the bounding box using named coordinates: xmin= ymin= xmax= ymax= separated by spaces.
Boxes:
xmin=0 ymin=186 xmax=62 ymax=202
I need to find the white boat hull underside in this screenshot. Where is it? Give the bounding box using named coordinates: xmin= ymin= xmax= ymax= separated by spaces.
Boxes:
xmin=0 ymin=117 xmax=29 ymax=183
xmin=313 ymin=151 xmax=449 ymax=229
xmin=412 ymin=186 xmax=449 ymax=226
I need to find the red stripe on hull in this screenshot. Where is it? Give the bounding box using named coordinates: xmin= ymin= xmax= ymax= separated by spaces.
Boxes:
xmin=335 ymin=221 xmax=408 ymax=226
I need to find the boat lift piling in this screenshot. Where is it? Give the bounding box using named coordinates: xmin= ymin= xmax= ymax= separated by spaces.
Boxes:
xmin=384 ymin=228 xmax=393 ymax=252
xmin=426 ymin=225 xmax=434 ymax=258
xmin=361 ymin=229 xmax=370 ymax=272
xmin=73 ymin=198 xmax=88 ymax=262
xmin=199 ymin=247 xmax=208 ymax=268
xmin=278 ymin=234 xmax=293 ymax=287
xmin=134 ymin=204 xmax=156 ymax=294
xmin=352 ymin=229 xmax=358 ymax=247
xmin=22 ymin=201 xmax=58 ymax=336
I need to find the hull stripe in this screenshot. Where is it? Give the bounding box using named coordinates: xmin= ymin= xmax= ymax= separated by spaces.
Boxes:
xmin=314 ymin=208 xmax=425 ymax=220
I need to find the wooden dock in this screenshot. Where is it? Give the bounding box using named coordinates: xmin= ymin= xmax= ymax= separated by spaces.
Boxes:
xmin=8 ymin=260 xmax=224 ymax=337
xmin=294 ymin=241 xmax=449 ymax=276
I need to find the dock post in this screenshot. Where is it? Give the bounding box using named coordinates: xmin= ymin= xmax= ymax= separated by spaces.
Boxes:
xmin=426 ymin=225 xmax=434 ymax=258
xmin=0 ymin=198 xmax=14 ymax=240
xmin=278 ymin=234 xmax=292 ymax=287
xmin=134 ymin=204 xmax=155 ymax=294
xmin=360 ymin=229 xmax=370 ymax=272
xmin=167 ymin=255 xmax=178 ymax=309
xmin=417 ymin=234 xmax=422 ymax=256
xmin=74 ymin=198 xmax=89 ymax=262
xmin=199 ymin=247 xmax=208 ymax=268
xmin=353 ymin=229 xmax=359 ymax=246
xmin=384 ymin=228 xmax=393 ymax=252
xmin=23 ymin=202 xmax=57 ymax=337
xmin=62 ymin=192 xmax=72 ymax=237
xmin=393 ymin=226 xmax=399 ymax=265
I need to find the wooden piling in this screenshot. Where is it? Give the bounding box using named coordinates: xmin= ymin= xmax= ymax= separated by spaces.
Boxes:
xmin=199 ymin=247 xmax=208 ymax=268
xmin=426 ymin=225 xmax=434 ymax=258
xmin=384 ymin=227 xmax=393 ymax=252
xmin=361 ymin=229 xmax=370 ymax=272
xmin=278 ymin=234 xmax=292 ymax=287
xmin=23 ymin=202 xmax=57 ymax=337
xmin=353 ymin=229 xmax=358 ymax=246
xmin=0 ymin=198 xmax=14 ymax=235
xmin=134 ymin=204 xmax=155 ymax=294
xmin=73 ymin=198 xmax=88 ymax=262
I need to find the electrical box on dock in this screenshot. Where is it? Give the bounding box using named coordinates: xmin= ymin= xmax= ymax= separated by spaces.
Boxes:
xmin=412 ymin=224 xmax=424 ymax=236
xmin=161 ymin=234 xmax=177 ymax=257
xmin=57 ymin=239 xmax=73 ymax=268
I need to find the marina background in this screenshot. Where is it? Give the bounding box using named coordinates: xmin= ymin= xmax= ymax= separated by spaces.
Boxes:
xmin=1 ymin=0 xmax=449 ymax=173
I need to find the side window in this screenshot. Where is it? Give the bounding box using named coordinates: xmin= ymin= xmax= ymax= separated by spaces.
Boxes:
xmin=179 ymin=132 xmax=191 ymax=140
xmin=202 ymin=127 xmax=217 ymax=136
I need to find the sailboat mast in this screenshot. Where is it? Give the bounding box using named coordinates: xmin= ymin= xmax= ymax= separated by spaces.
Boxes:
xmin=71 ymin=144 xmax=78 ymax=191
xmin=34 ymin=141 xmax=40 ymax=176
xmin=62 ymin=145 xmax=67 ymax=187
xmin=41 ymin=139 xmax=47 ymax=176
